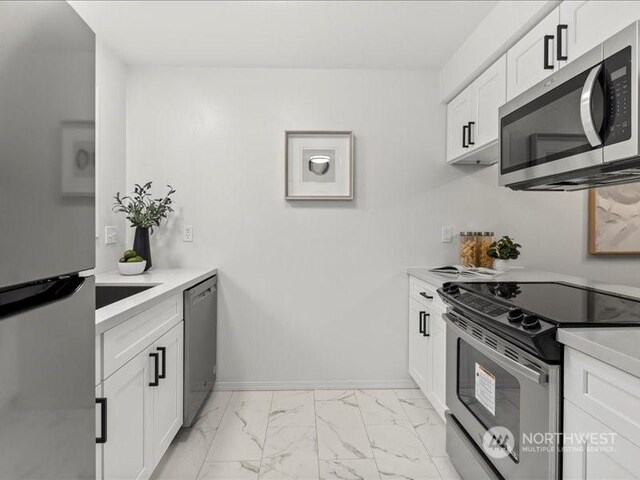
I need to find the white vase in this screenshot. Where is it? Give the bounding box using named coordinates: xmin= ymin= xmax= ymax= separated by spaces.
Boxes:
xmin=493 ymin=259 xmax=510 ymax=272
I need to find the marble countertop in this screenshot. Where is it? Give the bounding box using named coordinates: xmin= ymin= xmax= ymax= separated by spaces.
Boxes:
xmin=407 ymin=266 xmax=640 ymax=377
xmin=94 ymin=267 xmax=217 ymax=334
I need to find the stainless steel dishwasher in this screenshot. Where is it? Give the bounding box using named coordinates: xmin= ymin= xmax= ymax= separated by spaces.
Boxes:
xmin=183 ymin=275 xmax=217 ymax=427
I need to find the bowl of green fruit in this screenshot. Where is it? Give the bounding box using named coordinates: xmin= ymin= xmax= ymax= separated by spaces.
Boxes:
xmin=118 ymin=250 xmax=147 ymax=276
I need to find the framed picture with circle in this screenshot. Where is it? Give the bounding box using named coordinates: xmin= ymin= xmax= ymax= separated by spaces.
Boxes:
xmin=285 ymin=131 xmax=354 ymax=200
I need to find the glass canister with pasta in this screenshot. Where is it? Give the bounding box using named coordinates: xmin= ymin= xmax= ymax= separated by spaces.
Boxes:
xmin=477 ymin=232 xmax=495 ymax=268
xmin=459 ymin=232 xmax=478 ymax=267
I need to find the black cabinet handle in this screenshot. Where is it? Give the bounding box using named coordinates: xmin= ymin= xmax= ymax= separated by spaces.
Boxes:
xmin=462 ymin=124 xmax=469 ymax=148
xmin=96 ymin=398 xmax=107 ymax=444
xmin=419 ymin=311 xmax=425 ymax=334
xmin=419 ymin=292 xmax=433 ymax=300
xmin=467 ymin=121 xmax=475 ymax=146
xmin=157 ymin=346 xmax=167 ymax=380
xmin=423 ymin=313 xmax=430 ymax=337
xmin=149 ymin=352 xmax=160 ymax=387
xmin=543 ymin=34 xmax=554 ymax=70
xmin=557 ymin=24 xmax=568 ymax=61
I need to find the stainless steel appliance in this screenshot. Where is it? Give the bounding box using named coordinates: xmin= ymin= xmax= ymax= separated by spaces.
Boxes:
xmin=438 ymin=281 xmax=640 ymax=480
xmin=0 ymin=2 xmax=96 ymax=479
xmin=183 ymin=276 xmax=218 ymax=427
xmin=499 ymin=22 xmax=640 ymax=191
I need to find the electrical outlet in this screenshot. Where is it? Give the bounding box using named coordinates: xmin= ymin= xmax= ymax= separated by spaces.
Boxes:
xmin=183 ymin=225 xmax=194 ymax=242
xmin=105 ymin=226 xmax=117 ymax=245
xmin=441 ymin=226 xmax=452 ymax=243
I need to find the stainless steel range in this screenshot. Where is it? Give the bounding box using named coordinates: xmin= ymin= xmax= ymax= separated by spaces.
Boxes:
xmin=438 ymin=281 xmax=640 ymax=480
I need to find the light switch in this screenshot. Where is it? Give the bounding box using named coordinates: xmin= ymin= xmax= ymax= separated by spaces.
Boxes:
xmin=105 ymin=226 xmax=117 ymax=245
xmin=441 ymin=226 xmax=452 ymax=243
xmin=183 ymin=225 xmax=194 ymax=242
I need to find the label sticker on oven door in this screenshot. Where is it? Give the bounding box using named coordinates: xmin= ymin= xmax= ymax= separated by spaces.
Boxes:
xmin=475 ymin=363 xmax=496 ymax=416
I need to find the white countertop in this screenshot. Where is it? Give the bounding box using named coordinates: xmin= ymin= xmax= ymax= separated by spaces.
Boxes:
xmin=95 ymin=267 xmax=217 ymax=334
xmin=406 ymin=266 xmax=640 ymax=299
xmin=407 ymin=266 xmax=640 ymax=378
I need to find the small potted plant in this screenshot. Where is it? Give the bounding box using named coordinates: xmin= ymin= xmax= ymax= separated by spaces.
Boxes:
xmin=113 ymin=182 xmax=176 ymax=271
xmin=487 ymin=236 xmax=522 ymax=272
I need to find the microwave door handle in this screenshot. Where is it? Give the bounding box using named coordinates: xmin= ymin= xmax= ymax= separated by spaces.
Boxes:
xmin=580 ymin=64 xmax=603 ymax=147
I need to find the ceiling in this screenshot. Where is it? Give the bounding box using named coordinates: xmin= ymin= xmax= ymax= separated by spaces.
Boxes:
xmin=69 ymin=0 xmax=497 ymax=69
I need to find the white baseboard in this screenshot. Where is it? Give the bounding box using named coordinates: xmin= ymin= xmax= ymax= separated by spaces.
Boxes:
xmin=214 ymin=379 xmax=418 ymax=391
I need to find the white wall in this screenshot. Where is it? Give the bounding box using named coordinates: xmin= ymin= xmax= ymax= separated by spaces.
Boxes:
xmin=127 ymin=66 xmax=640 ymax=388
xmin=95 ymin=41 xmax=127 ymax=272
xmin=127 ymin=67 xmax=442 ymax=388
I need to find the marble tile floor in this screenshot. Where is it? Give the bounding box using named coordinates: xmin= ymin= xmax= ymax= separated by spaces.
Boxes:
xmin=151 ymin=388 xmax=461 ymax=480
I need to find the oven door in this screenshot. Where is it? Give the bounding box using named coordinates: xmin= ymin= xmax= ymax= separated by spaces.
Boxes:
xmin=445 ymin=314 xmax=561 ymax=480
xmin=499 ymin=43 xmax=605 ymax=187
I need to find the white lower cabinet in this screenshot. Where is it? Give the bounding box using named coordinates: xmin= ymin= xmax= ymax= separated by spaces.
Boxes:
xmin=563 ymin=347 xmax=640 ymax=480
xmin=101 ymin=321 xmax=184 ymax=480
xmin=408 ymin=297 xmax=429 ymax=393
xmin=152 ymin=322 xmax=184 ymax=465
xmin=408 ymin=276 xmax=447 ymax=421
xmin=563 ymin=400 xmax=640 ymax=480
xmin=428 ymin=311 xmax=446 ymax=419
xmin=103 ymin=344 xmax=154 ymax=480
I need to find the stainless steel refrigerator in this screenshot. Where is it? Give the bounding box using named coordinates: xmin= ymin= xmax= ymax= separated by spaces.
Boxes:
xmin=0 ymin=2 xmax=96 ymax=479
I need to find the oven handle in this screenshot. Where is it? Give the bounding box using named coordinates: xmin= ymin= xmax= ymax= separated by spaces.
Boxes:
xmin=580 ymin=63 xmax=603 ymax=147
xmin=446 ymin=314 xmax=548 ymax=385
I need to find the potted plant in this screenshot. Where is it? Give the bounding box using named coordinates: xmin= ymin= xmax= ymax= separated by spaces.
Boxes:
xmin=113 ymin=182 xmax=176 ymax=271
xmin=487 ymin=235 xmax=522 ymax=272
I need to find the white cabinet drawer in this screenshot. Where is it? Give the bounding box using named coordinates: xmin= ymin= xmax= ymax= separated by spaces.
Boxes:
xmin=96 ymin=335 xmax=102 ymax=386
xmin=565 ymin=348 xmax=640 ymax=447
xmin=409 ymin=276 xmax=446 ymax=311
xmin=103 ymin=295 xmax=183 ymax=379
xmin=564 ymin=399 xmax=640 ymax=480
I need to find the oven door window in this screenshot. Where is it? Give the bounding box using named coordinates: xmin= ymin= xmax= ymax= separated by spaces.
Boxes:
xmin=501 ymin=66 xmax=604 ymax=175
xmin=457 ymin=338 xmax=521 ymax=460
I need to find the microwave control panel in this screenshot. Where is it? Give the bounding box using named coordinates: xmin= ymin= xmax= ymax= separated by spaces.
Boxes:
xmin=605 ymin=46 xmax=632 ymax=146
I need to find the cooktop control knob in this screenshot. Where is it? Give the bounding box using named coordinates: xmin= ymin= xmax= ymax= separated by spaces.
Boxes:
xmin=447 ymin=285 xmax=460 ymax=295
xmin=507 ymin=308 xmax=524 ymax=323
xmin=522 ymin=314 xmax=541 ymax=330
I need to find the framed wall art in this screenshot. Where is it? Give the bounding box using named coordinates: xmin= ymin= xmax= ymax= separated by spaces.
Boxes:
xmin=285 ymin=131 xmax=354 ymax=200
xmin=589 ymin=184 xmax=640 ymax=254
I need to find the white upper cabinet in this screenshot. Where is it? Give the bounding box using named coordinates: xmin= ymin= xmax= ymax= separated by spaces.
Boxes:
xmin=446 ymin=85 xmax=474 ymax=163
xmin=446 ymin=54 xmax=506 ymax=164
xmin=473 ymin=55 xmax=507 ymax=150
xmin=561 ymin=1 xmax=640 ymax=63
xmin=507 ymin=5 xmax=561 ymax=100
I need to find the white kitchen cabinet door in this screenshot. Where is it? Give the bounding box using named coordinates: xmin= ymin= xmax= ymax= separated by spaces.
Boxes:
xmin=408 ymin=297 xmax=429 ymax=394
xmin=428 ymin=311 xmax=447 ymax=421
xmin=446 ymin=85 xmax=474 ymax=162
xmin=561 ymin=1 xmax=640 ymax=65
xmin=563 ymin=399 xmax=640 ymax=480
xmin=103 ymin=348 xmax=154 ymax=480
xmin=152 ymin=322 xmax=184 ymax=464
xmin=472 ymin=54 xmax=506 ymax=149
xmin=507 ymin=6 xmax=561 ymax=100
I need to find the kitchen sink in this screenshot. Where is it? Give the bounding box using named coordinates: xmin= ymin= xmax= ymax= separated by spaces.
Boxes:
xmin=96 ymin=285 xmax=155 ymax=310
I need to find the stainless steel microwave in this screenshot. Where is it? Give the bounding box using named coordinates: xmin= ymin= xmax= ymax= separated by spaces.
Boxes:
xmin=499 ymin=21 xmax=640 ymax=191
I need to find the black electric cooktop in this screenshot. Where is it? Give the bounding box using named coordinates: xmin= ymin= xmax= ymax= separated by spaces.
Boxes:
xmin=459 ymin=281 xmax=640 ymax=326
